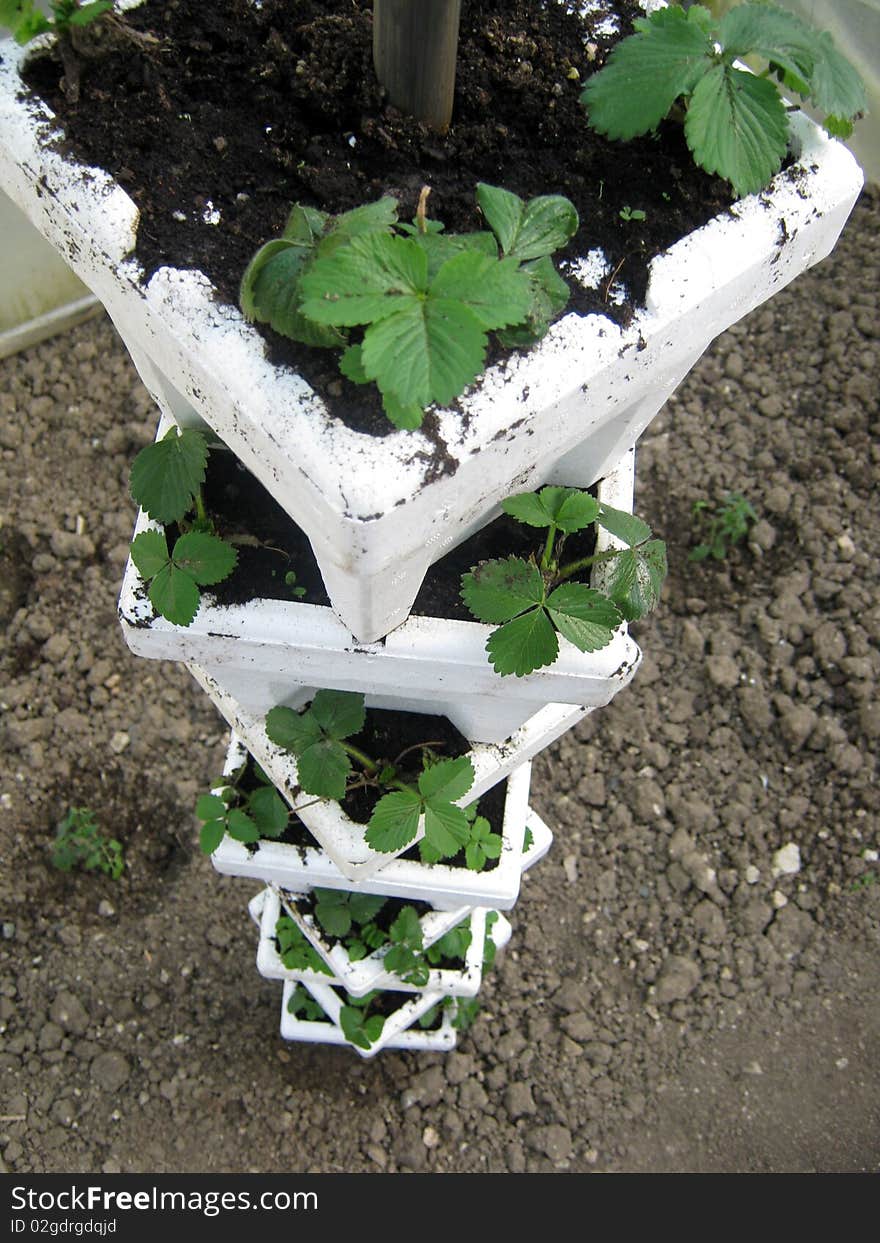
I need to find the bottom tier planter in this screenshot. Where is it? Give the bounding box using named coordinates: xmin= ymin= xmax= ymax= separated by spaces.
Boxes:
xmin=191 ymin=663 xmax=583 ymax=882
xmin=278 ymin=913 xmax=512 ymax=1058
xmin=214 ymin=735 xmax=553 ymax=910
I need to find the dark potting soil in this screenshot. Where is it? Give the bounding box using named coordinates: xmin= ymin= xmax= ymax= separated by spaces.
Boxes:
xmin=196 ymin=444 xmax=596 ymax=618
xmin=20 ymin=0 xmax=734 ymax=437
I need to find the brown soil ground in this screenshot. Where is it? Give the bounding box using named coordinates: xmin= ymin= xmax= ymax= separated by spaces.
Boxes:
xmin=0 ymin=190 xmax=878 ymax=1176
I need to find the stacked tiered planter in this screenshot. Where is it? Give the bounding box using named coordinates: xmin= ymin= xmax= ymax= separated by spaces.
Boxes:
xmin=0 ymin=13 xmax=863 ymax=1053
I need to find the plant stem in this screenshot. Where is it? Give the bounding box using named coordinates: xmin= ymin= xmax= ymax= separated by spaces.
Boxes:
xmin=341 ymin=741 xmax=379 ymax=774
xmin=373 ymin=0 xmax=462 ymax=131
xmin=539 ymin=525 xmax=557 ymax=573
xmin=194 ymin=486 xmax=208 ymax=527
xmin=555 ymin=547 xmax=619 ymax=583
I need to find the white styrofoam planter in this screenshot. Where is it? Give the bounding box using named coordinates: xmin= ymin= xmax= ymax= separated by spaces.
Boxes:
xmin=278 ymin=914 xmax=512 ymax=1056
xmin=195 ymin=672 xmax=558 ymax=883
xmin=258 ymin=889 xmax=490 ymax=999
xmin=0 ymin=41 xmax=862 ymax=640
xmin=118 ymin=418 xmax=641 ymax=741
xmin=214 ymin=734 xmax=553 ymax=910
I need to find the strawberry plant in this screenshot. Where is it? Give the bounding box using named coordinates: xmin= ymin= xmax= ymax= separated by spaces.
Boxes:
xmin=275 ymin=916 xmax=333 ymax=976
xmin=581 ymin=2 xmax=865 ymax=197
xmin=264 ymin=690 xmax=477 ymax=858
xmin=51 ymin=806 xmax=123 ymax=879
xmin=690 ymin=491 xmax=758 ymax=561
xmin=128 ymin=427 xmax=238 ymax=627
xmin=461 ymin=484 xmax=667 ymax=677
xmin=241 ymin=183 xmax=577 ymax=430
xmin=195 ymin=758 xmax=289 ymax=855
xmin=0 ymin=0 xmax=111 ymax=45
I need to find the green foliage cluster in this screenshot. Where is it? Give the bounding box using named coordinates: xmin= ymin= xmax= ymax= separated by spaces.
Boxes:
xmin=51 ymin=806 xmax=124 ymax=879
xmin=461 ymin=483 xmax=666 ymax=677
xmin=128 ymin=427 xmax=237 ymax=627
xmin=265 ymin=689 xmax=494 ymax=862
xmin=690 ymin=491 xmax=758 ymax=561
xmin=195 ymin=759 xmax=289 ymax=855
xmin=240 ymin=184 xmax=578 ymax=430
xmin=0 ymin=0 xmax=111 ymax=43
xmin=581 ymin=2 xmax=866 ymax=197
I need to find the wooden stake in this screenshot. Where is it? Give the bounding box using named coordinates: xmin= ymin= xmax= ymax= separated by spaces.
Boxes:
xmin=373 ymin=0 xmax=462 ymax=132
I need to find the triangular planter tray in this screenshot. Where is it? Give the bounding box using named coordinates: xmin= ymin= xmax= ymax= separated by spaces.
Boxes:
xmin=256 ymin=889 xmax=491 ymax=1000
xmin=196 ymin=672 xmax=551 ymax=884
xmin=0 ymin=42 xmax=862 ymax=640
xmin=118 ymin=427 xmax=641 ymax=742
xmin=214 ymin=734 xmax=553 ymax=909
xmin=278 ymin=915 xmax=512 ymax=1056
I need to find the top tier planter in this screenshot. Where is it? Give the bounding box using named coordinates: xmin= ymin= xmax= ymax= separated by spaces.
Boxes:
xmin=0 ymin=35 xmax=863 ymax=641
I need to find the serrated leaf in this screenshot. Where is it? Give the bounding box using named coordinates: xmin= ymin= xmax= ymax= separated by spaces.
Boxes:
xmin=339 ymin=343 xmax=369 ymax=384
xmin=196 ymin=793 xmax=227 ymax=822
xmin=476 ymin=184 xmax=579 ymax=261
xmin=309 ymin=689 xmax=365 ymax=741
xmin=318 ymin=196 xmax=399 ymax=256
xmin=498 ymin=255 xmax=571 ymax=347
xmin=339 ymin=1005 xmax=374 ymax=1049
xmin=365 ymin=789 xmax=423 ymax=852
xmin=685 ymin=64 xmax=790 ymax=197
xmin=350 ymin=893 xmax=387 ymax=926
xmin=130 ymin=428 xmax=208 ymax=525
xmin=199 ymin=820 xmax=225 ymax=854
xmin=461 ymin=556 xmax=545 ymax=624
xmin=314 ymin=895 xmax=351 ymax=938
xmin=147 ymin=563 xmax=200 ymax=626
xmin=172 ymin=531 xmax=238 ymax=586
xmin=603 ymin=539 xmax=668 ymax=622
xmin=282 ymin=203 xmax=328 ymax=245
xmin=418 ymin=755 xmax=475 ymax=803
xmin=486 ymin=607 xmax=559 ymax=677
xmin=242 ymin=241 xmax=345 ymax=348
xmin=130 ymin=529 xmax=171 ymax=581
xmin=430 ymin=251 xmax=532 ymax=331
xmin=67 ymin=1 xmax=112 ymax=27
xmin=412 ymin=229 xmax=498 ymax=279
xmin=300 ymin=233 xmax=428 ymax=326
xmin=297 ymin=738 xmax=351 ymax=800
xmin=503 ymin=485 xmax=597 ymax=532
xmin=809 ymin=30 xmax=866 ymax=122
xmin=265 ymin=704 xmax=322 ymax=755
xmin=363 ymin=1014 xmax=385 ymax=1044
xmin=381 ymin=391 xmax=425 ymax=429
xmin=424 ymin=801 xmax=471 ymax=858
xmin=389 ymin=905 xmax=423 ymax=950
xmin=362 ymin=296 xmax=487 ymax=409
xmin=465 ymin=841 xmax=487 ymax=871
xmin=247 ymin=785 xmax=288 ymax=837
xmin=596 ymin=503 xmax=652 ymax=546
xmin=718 ymin=3 xmax=816 ymax=86
xmin=501 ymin=491 xmax=557 ymax=528
xmin=546 ymin=583 xmax=621 ymax=652
xmin=581 ymin=5 xmax=714 ymax=140
xmin=226 ymin=808 xmax=259 ymax=844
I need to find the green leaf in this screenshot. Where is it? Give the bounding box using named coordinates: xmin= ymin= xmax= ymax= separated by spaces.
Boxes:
xmin=147 ymin=563 xmax=201 ymax=627
xmin=431 ymin=924 xmax=472 ymax=963
xmin=172 ymin=531 xmax=238 ymax=586
xmin=365 ymin=789 xmax=423 ymax=853
xmin=296 ymin=738 xmax=351 ymax=800
xmin=486 ymin=607 xmax=559 ymax=677
xmin=247 ymin=786 xmax=288 ymax=837
xmin=546 ymin=583 xmax=621 ymax=653
xmin=339 ymin=343 xmax=369 ymax=385
xmin=314 ymin=892 xmax=352 ymax=938
xmin=430 ymin=251 xmax=532 ymax=332
xmin=411 ymin=229 xmax=498 ymax=280
xmin=581 ymin=5 xmax=714 ymax=140
xmin=424 ymin=801 xmax=471 ymax=858
xmin=364 ymin=1014 xmax=385 ymax=1044
xmin=476 ymin=184 xmax=579 ymax=261
xmin=196 ymin=793 xmax=227 ymax=822
xmin=596 ymin=503 xmax=652 ymax=546
xmin=309 ymin=689 xmax=365 ymax=741
xmin=349 ymin=894 xmax=387 ymax=926
xmin=130 ymin=529 xmax=171 ymax=582
xmin=265 ymin=704 xmax=322 ymax=755
xmin=381 ymin=391 xmax=425 ymax=430
xmin=226 ymin=808 xmax=259 ymax=844
xmin=685 ymin=64 xmax=790 ymax=197
xmin=718 ymin=3 xmax=815 ymax=85
xmin=339 ymin=1005 xmax=383 ymax=1050
xmin=602 ymin=539 xmax=668 ymax=622
xmin=504 ymin=486 xmax=599 ymax=533
xmin=497 ymin=255 xmax=571 ymax=347
xmin=362 ymin=296 xmax=487 ymax=409
xmin=389 ymin=905 xmax=423 ymax=950
xmin=300 ymin=233 xmax=428 ymax=327
xmin=199 ymin=820 xmax=225 ymax=855
xmin=130 ymin=427 xmax=209 ymax=525
xmin=241 ymin=240 xmax=345 ymax=348
xmin=282 ymin=203 xmax=328 ymax=245
xmin=809 ymin=30 xmax=866 ymax=122
xmin=318 ymin=197 xmax=399 ymax=256
xmin=461 ymin=556 xmax=545 ymax=625
xmin=418 ymin=756 xmax=475 ymax=804
xmin=66 ymin=1 xmax=112 ymax=27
